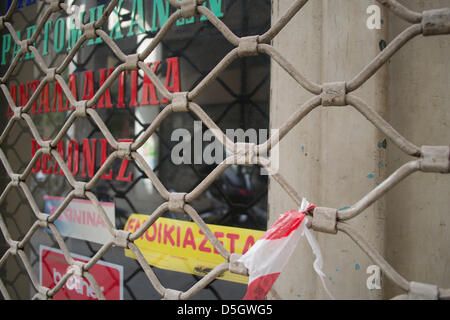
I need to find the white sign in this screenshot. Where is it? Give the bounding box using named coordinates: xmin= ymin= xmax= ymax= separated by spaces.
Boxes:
xmin=44 ymin=196 xmax=115 ymax=245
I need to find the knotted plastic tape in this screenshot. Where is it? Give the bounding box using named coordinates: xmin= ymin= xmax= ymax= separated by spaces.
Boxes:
xmin=238 ymin=198 xmax=334 ymax=300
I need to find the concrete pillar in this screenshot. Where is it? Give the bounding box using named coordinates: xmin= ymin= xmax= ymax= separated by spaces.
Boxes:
xmin=269 ymin=0 xmax=387 ymax=300
xmin=270 ymin=0 xmax=449 ymax=300
xmin=384 ymin=0 xmax=450 ymax=299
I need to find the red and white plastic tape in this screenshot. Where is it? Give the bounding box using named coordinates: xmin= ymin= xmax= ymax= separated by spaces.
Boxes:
xmin=238 ymin=199 xmax=334 ymax=300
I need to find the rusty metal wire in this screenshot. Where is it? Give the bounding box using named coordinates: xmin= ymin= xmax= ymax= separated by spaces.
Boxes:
xmin=0 ymin=0 xmax=449 ymax=300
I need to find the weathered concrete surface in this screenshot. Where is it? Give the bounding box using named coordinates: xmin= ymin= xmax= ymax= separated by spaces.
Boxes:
xmin=384 ymin=0 xmax=450 ymax=299
xmin=269 ymin=0 xmax=449 ymax=299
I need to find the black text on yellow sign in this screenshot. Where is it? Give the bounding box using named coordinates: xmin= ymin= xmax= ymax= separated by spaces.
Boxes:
xmin=124 ymin=214 xmax=265 ymax=284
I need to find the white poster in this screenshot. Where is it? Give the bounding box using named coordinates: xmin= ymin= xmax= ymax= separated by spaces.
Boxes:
xmin=44 ymin=196 xmax=115 ymax=245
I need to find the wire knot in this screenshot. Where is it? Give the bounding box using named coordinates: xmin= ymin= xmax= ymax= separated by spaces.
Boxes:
xmin=10 ymin=174 xmax=21 ymax=187
xmin=74 ymin=100 xmax=88 ymax=117
xmin=68 ymin=261 xmax=84 ymax=278
xmin=46 ymin=68 xmax=56 ymax=82
xmin=117 ymin=141 xmax=133 ymax=160
xmin=420 ymin=146 xmax=450 ymax=173
xmin=11 ymin=107 xmax=23 ymax=120
xmin=233 ymin=143 xmax=257 ymax=165
xmin=171 ymin=92 xmax=189 ymax=112
xmin=422 ymin=8 xmax=450 ymax=36
xmin=9 ymin=241 xmax=20 ymax=255
xmin=114 ymin=230 xmax=130 ymax=248
xmin=180 ymin=0 xmax=198 ymax=18
xmin=83 ymin=22 xmax=97 ymax=40
xmin=48 ymin=0 xmax=64 ymax=12
xmin=19 ymin=40 xmax=29 ymax=55
xmin=311 ymin=207 xmax=338 ymax=234
xmin=238 ymin=36 xmax=259 ymax=58
xmin=163 ymin=289 xmax=182 ymax=300
xmin=40 ymin=140 xmax=53 ymax=155
xmin=73 ymin=182 xmax=87 ymax=198
xmin=228 ymin=254 xmax=248 ymax=276
xmin=125 ymin=54 xmax=140 ymax=70
xmin=168 ymin=192 xmax=187 ymax=213
xmin=321 ymin=82 xmax=347 ymax=106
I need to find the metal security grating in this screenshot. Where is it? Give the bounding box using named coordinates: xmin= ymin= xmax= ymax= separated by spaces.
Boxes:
xmin=0 ymin=0 xmax=449 ymax=300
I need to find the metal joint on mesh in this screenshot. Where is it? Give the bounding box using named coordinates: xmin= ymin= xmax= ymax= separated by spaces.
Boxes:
xmin=38 ymin=219 xmax=50 ymax=229
xmin=180 ymin=0 xmax=198 ymax=18
xmin=68 ymin=261 xmax=84 ymax=277
xmin=83 ymin=22 xmax=97 ymax=40
xmin=114 ymin=230 xmax=130 ymax=248
xmin=40 ymin=140 xmax=52 ymax=155
xmin=228 ymin=254 xmax=248 ymax=276
xmin=238 ymin=36 xmax=259 ymax=58
xmin=163 ymin=289 xmax=182 ymax=300
xmin=168 ymin=192 xmax=187 ymax=213
xmin=9 ymin=241 xmax=20 ymax=255
xmin=408 ymin=281 xmax=439 ymax=300
xmin=321 ymin=82 xmax=347 ymax=106
xmin=125 ymin=54 xmax=140 ymax=70
xmin=10 ymin=173 xmax=21 ymax=187
xmin=37 ymin=286 xmax=51 ymax=300
xmin=171 ymin=92 xmax=189 ymax=112
xmin=12 ymin=107 xmax=23 ymax=121
xmin=19 ymin=40 xmax=29 ymax=55
xmin=117 ymin=142 xmax=133 ymax=160
xmin=74 ymin=100 xmax=88 ymax=117
xmin=48 ymin=0 xmax=64 ymax=13
xmin=311 ymin=207 xmax=338 ymax=234
xmin=234 ymin=142 xmax=257 ymax=165
xmin=46 ymin=68 xmax=56 ymax=82
xmin=419 ymin=146 xmax=450 ymax=173
xmin=73 ymin=182 xmax=87 ymax=198
xmin=422 ymin=8 xmax=450 ymax=36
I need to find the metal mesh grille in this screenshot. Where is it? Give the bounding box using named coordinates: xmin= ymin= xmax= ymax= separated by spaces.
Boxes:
xmin=0 ymin=0 xmax=449 ymax=300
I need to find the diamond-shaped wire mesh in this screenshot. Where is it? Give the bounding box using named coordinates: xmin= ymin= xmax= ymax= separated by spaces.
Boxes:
xmin=0 ymin=0 xmax=449 ymax=300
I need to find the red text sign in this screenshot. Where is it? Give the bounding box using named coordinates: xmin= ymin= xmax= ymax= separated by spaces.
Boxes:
xmin=6 ymin=57 xmax=180 ymax=116
xmin=40 ymin=246 xmax=123 ymax=300
xmin=31 ymin=138 xmax=133 ymax=182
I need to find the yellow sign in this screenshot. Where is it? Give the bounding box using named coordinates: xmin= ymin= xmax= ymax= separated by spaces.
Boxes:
xmin=124 ymin=214 xmax=265 ymax=284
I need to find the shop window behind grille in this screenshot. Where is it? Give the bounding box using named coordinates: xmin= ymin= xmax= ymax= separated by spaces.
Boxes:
xmin=0 ymin=0 xmax=271 ymax=300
